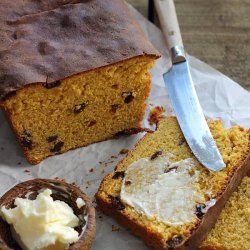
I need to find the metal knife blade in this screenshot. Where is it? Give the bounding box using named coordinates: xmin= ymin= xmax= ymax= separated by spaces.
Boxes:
xmin=154 ymin=0 xmax=225 ymax=171
xmin=164 ymin=61 xmax=225 ymax=171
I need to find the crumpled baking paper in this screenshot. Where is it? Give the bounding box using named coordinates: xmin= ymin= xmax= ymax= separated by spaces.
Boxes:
xmin=0 ymin=6 xmax=250 ymax=250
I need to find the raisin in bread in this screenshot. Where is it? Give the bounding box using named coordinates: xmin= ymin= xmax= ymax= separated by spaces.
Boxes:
xmin=200 ymin=176 xmax=250 ymax=250
xmin=0 ymin=0 xmax=160 ymax=164
xmin=96 ymin=117 xmax=250 ymax=249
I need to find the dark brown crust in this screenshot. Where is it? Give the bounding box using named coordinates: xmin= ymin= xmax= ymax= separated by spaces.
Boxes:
xmin=0 ymin=0 xmax=160 ymax=101
xmin=0 ymin=179 xmax=96 ymax=250
xmin=95 ymin=123 xmax=250 ymax=250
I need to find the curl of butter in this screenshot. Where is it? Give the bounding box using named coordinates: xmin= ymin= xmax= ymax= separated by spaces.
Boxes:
xmin=0 ymin=189 xmax=80 ymax=250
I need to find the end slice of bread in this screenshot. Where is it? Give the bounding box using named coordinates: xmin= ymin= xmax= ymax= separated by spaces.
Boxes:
xmin=200 ymin=176 xmax=250 ymax=250
xmin=96 ymin=117 xmax=250 ymax=249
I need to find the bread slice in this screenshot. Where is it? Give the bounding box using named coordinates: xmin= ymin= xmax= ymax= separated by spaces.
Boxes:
xmin=96 ymin=117 xmax=250 ymax=249
xmin=200 ymin=176 xmax=250 ymax=250
xmin=0 ymin=0 xmax=160 ymax=164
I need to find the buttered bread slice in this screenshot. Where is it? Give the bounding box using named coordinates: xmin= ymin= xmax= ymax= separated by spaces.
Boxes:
xmin=96 ymin=117 xmax=250 ymax=249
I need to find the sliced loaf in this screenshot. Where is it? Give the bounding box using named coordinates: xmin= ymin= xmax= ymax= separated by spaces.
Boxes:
xmin=96 ymin=117 xmax=250 ymax=249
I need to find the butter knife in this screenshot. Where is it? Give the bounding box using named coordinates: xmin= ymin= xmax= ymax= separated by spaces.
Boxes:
xmin=154 ymin=0 xmax=225 ymax=171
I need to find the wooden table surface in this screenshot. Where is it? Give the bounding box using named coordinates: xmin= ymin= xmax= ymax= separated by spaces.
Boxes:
xmin=127 ymin=0 xmax=250 ymax=91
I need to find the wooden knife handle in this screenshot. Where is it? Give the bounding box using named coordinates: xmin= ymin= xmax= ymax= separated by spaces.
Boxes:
xmin=154 ymin=0 xmax=186 ymax=63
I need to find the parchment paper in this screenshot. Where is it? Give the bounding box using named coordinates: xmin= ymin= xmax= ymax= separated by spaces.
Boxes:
xmin=0 ymin=6 xmax=250 ymax=250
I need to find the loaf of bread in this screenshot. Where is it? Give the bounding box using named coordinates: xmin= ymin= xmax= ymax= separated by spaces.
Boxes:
xmin=0 ymin=0 xmax=160 ymax=164
xmin=96 ymin=117 xmax=250 ymax=249
xmin=200 ymin=176 xmax=249 ymax=250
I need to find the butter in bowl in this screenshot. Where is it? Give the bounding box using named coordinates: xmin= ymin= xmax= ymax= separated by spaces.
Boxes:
xmin=0 ymin=179 xmax=96 ymax=250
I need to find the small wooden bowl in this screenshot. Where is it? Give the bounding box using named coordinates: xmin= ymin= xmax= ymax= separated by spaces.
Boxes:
xmin=0 ymin=179 xmax=96 ymax=250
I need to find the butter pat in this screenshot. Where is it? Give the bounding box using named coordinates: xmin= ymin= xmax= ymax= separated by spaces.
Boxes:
xmin=76 ymin=198 xmax=85 ymax=209
xmin=121 ymin=156 xmax=206 ymax=226
xmin=0 ymin=189 xmax=80 ymax=250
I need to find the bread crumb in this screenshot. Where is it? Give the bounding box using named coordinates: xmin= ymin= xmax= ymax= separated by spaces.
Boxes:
xmin=148 ymin=106 xmax=166 ymax=125
xmin=119 ymin=149 xmax=129 ymax=154
xmin=111 ymin=225 xmax=120 ymax=232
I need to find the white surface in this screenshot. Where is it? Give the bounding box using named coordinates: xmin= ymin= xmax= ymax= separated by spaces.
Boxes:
xmin=0 ymin=6 xmax=250 ymax=250
xmin=121 ymin=156 xmax=204 ymax=226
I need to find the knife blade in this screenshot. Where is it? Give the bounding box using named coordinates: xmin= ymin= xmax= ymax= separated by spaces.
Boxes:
xmin=154 ymin=0 xmax=225 ymax=171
